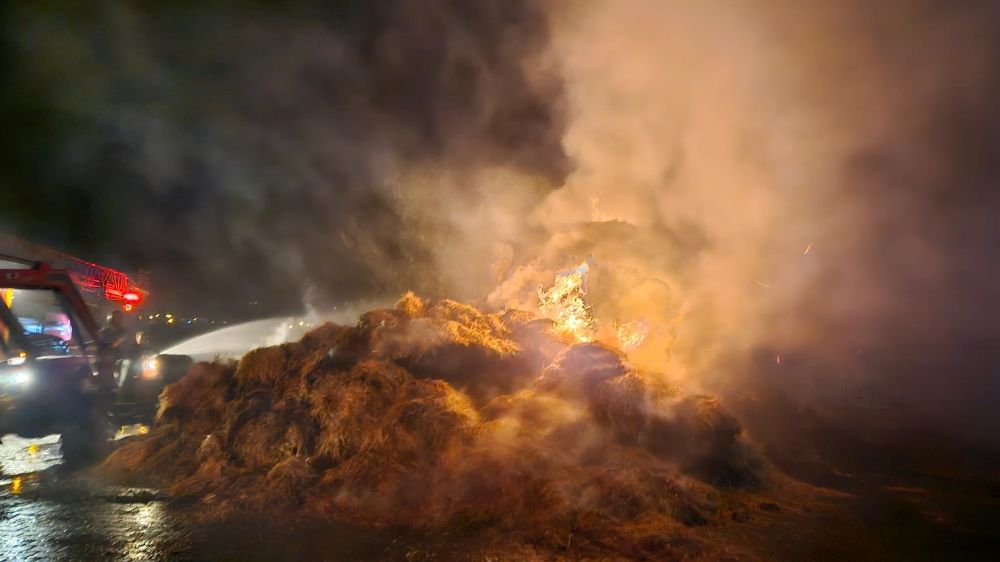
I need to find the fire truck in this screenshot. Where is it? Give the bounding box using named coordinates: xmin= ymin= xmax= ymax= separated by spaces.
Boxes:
xmin=0 ymin=235 xmax=165 ymax=463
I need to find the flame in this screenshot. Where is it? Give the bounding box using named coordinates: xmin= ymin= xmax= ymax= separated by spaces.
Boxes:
xmin=538 ymin=261 xmax=596 ymax=342
xmin=616 ymin=320 xmax=648 ymax=351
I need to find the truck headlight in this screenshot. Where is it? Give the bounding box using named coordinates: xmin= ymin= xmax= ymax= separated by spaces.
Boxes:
xmin=1 ymin=368 xmax=32 ymax=388
xmin=142 ymin=358 xmax=160 ymax=379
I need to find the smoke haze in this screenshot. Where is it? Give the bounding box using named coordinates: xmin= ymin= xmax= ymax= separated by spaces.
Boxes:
xmin=1 ymin=1 xmax=999 ymax=444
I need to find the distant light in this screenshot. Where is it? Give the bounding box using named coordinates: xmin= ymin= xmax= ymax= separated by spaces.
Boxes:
xmin=116 ymin=423 xmax=151 ymax=440
xmin=167 ymin=318 xmax=175 ymax=325
xmin=123 ymin=292 xmax=140 ymax=302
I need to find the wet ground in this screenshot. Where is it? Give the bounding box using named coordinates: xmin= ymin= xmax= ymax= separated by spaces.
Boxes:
xmin=0 ymin=433 xmax=196 ymax=561
xmin=2 ymin=432 xmax=998 ymax=561
xmin=0 ymin=434 xmax=436 ymax=562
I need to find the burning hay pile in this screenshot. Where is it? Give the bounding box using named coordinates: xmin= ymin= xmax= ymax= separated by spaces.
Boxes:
xmin=100 ymin=293 xmax=766 ymax=554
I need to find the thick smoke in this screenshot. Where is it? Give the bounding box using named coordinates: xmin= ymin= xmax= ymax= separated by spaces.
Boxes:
xmin=0 ymin=0 xmax=566 ymax=313
xmin=3 ymin=1 xmax=999 ymax=445
xmin=416 ymin=0 xmax=1000 ymax=446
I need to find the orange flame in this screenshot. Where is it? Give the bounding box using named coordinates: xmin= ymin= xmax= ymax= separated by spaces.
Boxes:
xmin=538 ymin=261 xmax=596 ymax=342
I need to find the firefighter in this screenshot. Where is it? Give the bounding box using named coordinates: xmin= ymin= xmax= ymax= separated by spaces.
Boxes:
xmin=100 ymin=310 xmax=131 ymax=387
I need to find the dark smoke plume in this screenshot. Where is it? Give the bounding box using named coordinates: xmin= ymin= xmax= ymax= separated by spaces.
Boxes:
xmin=0 ymin=0 xmax=566 ymax=314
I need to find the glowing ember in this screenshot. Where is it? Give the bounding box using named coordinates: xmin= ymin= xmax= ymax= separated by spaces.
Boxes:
xmin=616 ymin=320 xmax=648 ymax=351
xmin=538 ymin=261 xmax=596 ymax=342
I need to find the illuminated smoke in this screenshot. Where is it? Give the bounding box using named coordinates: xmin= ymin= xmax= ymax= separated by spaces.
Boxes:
xmin=616 ymin=320 xmax=649 ymax=352
xmin=536 ymin=261 xmax=595 ymax=342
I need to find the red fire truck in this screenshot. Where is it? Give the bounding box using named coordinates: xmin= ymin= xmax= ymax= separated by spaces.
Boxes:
xmin=0 ymin=236 xmax=155 ymax=463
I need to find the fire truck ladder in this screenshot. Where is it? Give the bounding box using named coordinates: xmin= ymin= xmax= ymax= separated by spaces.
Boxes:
xmin=0 ymin=234 xmax=146 ymax=309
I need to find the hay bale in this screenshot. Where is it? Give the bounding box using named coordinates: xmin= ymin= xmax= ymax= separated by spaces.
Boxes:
xmin=197 ymin=432 xmax=226 ymax=464
xmin=97 ymin=430 xmax=203 ymax=486
xmin=383 ymin=378 xmax=478 ymax=457
xmin=103 ymin=364 xmax=236 ymax=487
xmin=587 ymin=371 xmax=679 ymax=440
xmin=235 ymin=332 xmax=354 ymax=401
xmin=498 ymin=309 xmax=537 ymax=332
xmin=156 ymin=361 xmax=235 ymax=435
xmin=235 ymin=345 xmax=293 ymax=390
xmin=97 ymin=432 xmax=165 ymax=478
xmin=262 ymin=456 xmax=316 ymax=508
xmin=227 ymin=403 xmax=316 ymax=471
xmin=322 ymin=377 xmax=479 ymax=475
xmin=396 ymin=291 xmax=426 ymax=317
xmin=306 ymin=450 xmax=416 ymax=524
xmin=358 ymin=307 xmax=409 ymax=335
xmin=324 ymin=449 xmax=403 ymax=492
xmin=308 ymin=359 xmax=410 ymax=468
xmin=509 ymin=317 xmax=572 ymax=375
xmin=167 ymin=433 xmax=236 ymax=498
xmin=433 ymin=440 xmax=565 ymax=527
xmin=374 ymin=307 xmax=532 ymax=404
xmin=98 ymin=296 xmax=768 ymax=552
xmin=369 ymin=317 xmax=448 ymax=362
xmin=307 ymin=376 xmax=480 ymax=522
xmin=299 ymin=322 xmax=350 ymax=348
xmin=535 ymin=343 xmax=627 ymax=400
xmin=426 ymin=299 xmax=520 ymax=356
xmin=295 ymin=322 xmax=361 ymax=372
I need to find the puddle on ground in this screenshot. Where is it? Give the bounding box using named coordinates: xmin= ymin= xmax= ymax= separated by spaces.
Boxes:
xmin=0 ymin=433 xmax=62 ymax=482
xmin=1 ymin=433 xmax=192 ymax=561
